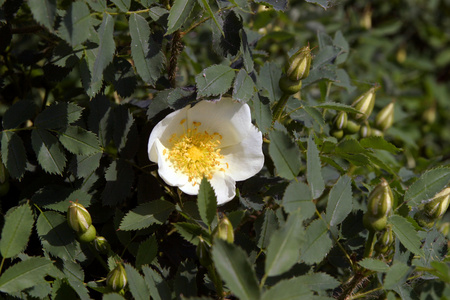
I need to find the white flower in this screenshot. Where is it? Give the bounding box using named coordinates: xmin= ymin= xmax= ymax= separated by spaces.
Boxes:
xmin=148 ymin=98 xmax=264 ymax=205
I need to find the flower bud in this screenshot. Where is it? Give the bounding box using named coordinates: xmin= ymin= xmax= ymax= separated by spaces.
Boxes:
xmin=279 ymin=76 xmax=302 ymax=95
xmin=371 ymin=129 xmax=384 ymax=137
xmin=215 ymin=216 xmax=234 ymax=243
xmin=107 ymin=263 xmax=127 ymax=292
xmin=363 ymin=215 xmax=387 ymax=232
xmin=77 ymin=225 xmax=97 ymax=243
xmin=345 ymin=120 xmax=361 ymax=134
xmin=67 ymin=202 xmax=92 ymax=234
xmin=93 ymin=236 xmax=111 ymax=254
xmin=374 ymin=226 xmax=394 ymax=254
xmin=424 ymin=187 xmax=450 ymax=219
xmin=359 ymin=124 xmax=371 ymax=138
xmin=351 ymin=86 xmax=378 ymax=120
xmin=334 ymin=112 xmax=348 ymax=130
xmin=285 ymin=45 xmax=312 ymax=81
xmin=366 ymin=179 xmax=393 ymax=219
xmin=196 ymin=237 xmax=212 ymax=267
xmin=375 ymin=102 xmax=394 ymax=131
xmin=422 ymin=105 xmax=436 ymax=125
xmin=331 ymin=129 xmax=344 ymax=140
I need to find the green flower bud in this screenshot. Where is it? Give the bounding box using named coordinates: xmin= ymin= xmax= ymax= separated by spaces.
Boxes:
xmin=414 ymin=211 xmax=435 ymax=229
xmin=422 ymin=105 xmax=436 ymax=125
xmin=279 ymin=76 xmax=302 ymax=95
xmin=374 ymin=227 xmax=394 ymax=254
xmin=93 ymin=236 xmax=111 ymax=254
xmin=351 ymin=86 xmax=378 ymax=120
xmin=345 ymin=120 xmax=361 ymax=134
xmin=331 ymin=129 xmax=344 ymax=140
xmin=107 ymin=263 xmax=127 ymax=292
xmin=216 ymin=216 xmax=234 ymax=243
xmin=359 ymin=124 xmax=371 ymax=138
xmin=363 ymin=214 xmax=387 ymax=232
xmin=67 ymin=202 xmax=92 ymax=234
xmin=375 ymin=102 xmax=394 ymax=131
xmin=366 ymin=179 xmax=393 ymax=218
xmin=334 ymin=112 xmax=348 ymax=130
xmin=424 ymin=187 xmax=450 ymax=219
xmin=196 ymin=237 xmax=212 ymax=267
xmin=77 ymin=225 xmax=96 ymax=243
xmin=285 ymin=45 xmax=312 ymax=81
xmin=371 ymin=129 xmax=384 ymax=137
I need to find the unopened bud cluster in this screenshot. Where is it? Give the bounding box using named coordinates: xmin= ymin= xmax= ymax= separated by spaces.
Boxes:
xmin=278 ymin=45 xmax=312 ymax=96
xmin=363 ymin=179 xmax=393 ymax=232
xmin=414 ymin=187 xmax=450 ymax=228
xmin=374 ymin=226 xmax=394 ymax=256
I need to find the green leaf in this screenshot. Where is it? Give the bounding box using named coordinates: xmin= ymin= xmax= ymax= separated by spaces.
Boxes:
xmin=1 ymin=131 xmax=27 ymax=179
xmin=104 ymin=57 xmax=137 ymax=98
xmin=240 ymin=29 xmax=254 ymax=73
xmin=255 ymin=209 xmax=277 ymax=249
xmin=282 ymin=181 xmax=315 ymax=219
xmin=174 ymin=260 xmax=197 ymax=298
xmin=233 ymin=69 xmax=256 ymax=103
xmin=212 ymin=239 xmax=261 ymax=300
xmin=195 ymin=65 xmax=235 ymax=97
xmin=2 ymin=99 xmax=37 ymax=129
xmin=257 ymin=62 xmax=282 ymax=103
xmin=429 ymin=261 xmax=450 ymax=283
xmin=173 ymin=222 xmax=209 ymax=245
xmin=262 ymin=279 xmax=311 ymax=300
xmin=36 ymin=211 xmax=80 ymax=260
xmin=102 ymin=159 xmax=135 ymax=206
xmin=61 ymin=260 xmax=90 ymax=300
xmin=28 ymin=0 xmax=56 ymax=32
xmin=197 ymin=177 xmax=217 ymax=227
xmin=384 ymin=262 xmax=410 ymax=290
xmin=336 ymin=138 xmax=367 ymax=154
xmin=91 ymin=13 xmax=115 ymax=84
xmin=305 ymin=0 xmax=333 ymax=10
xmin=254 ymin=0 xmax=288 ymax=11
xmin=166 ymin=0 xmax=195 ymax=35
xmin=136 ymin=236 xmax=158 ymax=269
xmin=268 ymin=129 xmax=302 ymax=180
xmin=360 ymin=136 xmax=401 ymax=153
xmin=79 ymin=49 xmax=103 ymax=97
xmin=142 ymin=266 xmax=171 ymax=300
xmin=300 ymin=218 xmax=333 ymax=265
xmin=111 ymin=0 xmax=130 ymax=11
xmin=112 ymin=106 xmax=136 ymax=156
xmin=70 ymin=153 xmax=102 ymax=178
xmin=197 ymin=0 xmax=224 ymax=36
xmin=326 ymin=175 xmax=353 ymax=226
xmin=303 ymin=105 xmax=325 ymax=128
xmin=0 ymin=257 xmax=54 ymax=294
xmin=251 ymin=94 xmax=272 ymax=135
xmin=103 ymin=293 xmax=126 ymax=300
xmin=124 ymin=264 xmax=150 ymax=300
xmin=32 ymin=186 xmax=92 ymax=212
xmin=291 ymin=272 xmax=340 ymax=292
xmin=0 ymin=203 xmax=34 ymax=258
xmin=120 ymin=199 xmax=175 ymax=231
xmin=57 ymin=1 xmax=92 ymax=46
xmin=404 ymin=167 xmax=450 ymax=207
xmin=307 ymin=134 xmax=325 ymax=198
xmin=31 ymin=129 xmax=67 ymax=175
xmin=35 ymin=102 xmax=83 ymax=130
xmin=88 ymin=96 xmax=113 ymax=147
xmin=358 ymin=258 xmax=390 ymax=272
xmin=58 ymin=125 xmax=101 ymax=155
xmin=220 ymin=11 xmax=242 ymax=56
xmin=265 ymin=210 xmax=305 ymax=277
xmin=389 ymin=215 xmax=424 ymax=256
xmin=129 ymin=13 xmax=165 ymax=85
xmin=313 ymin=102 xmax=361 ymax=115
xmin=334 ymin=30 xmax=350 ymax=64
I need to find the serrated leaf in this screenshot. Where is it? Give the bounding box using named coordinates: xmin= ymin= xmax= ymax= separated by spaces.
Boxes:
xmin=257 ymin=62 xmax=282 ymax=103
xmin=28 ymin=0 xmax=56 ymax=32
xmin=313 ymin=102 xmax=361 ymax=115
xmin=2 ymin=99 xmax=37 ymax=129
xmin=292 ymin=272 xmax=340 ymax=292
xmin=0 ymin=257 xmax=54 ymax=294
xmin=1 ymin=131 xmax=27 ymax=179
xmin=124 ymin=264 xmax=150 ymax=300
xmin=389 ymin=215 xmax=424 ymax=256
xmin=307 ymin=134 xmax=325 ymax=198
xmin=136 ymin=236 xmax=158 ymax=269
xmin=70 ymin=153 xmax=102 ymax=178
xmin=111 ymin=0 xmax=130 ymax=11
xmin=404 ymin=167 xmax=450 ymax=207
xmin=36 ymin=211 xmax=80 ymax=260
xmin=254 ymin=0 xmax=288 ymax=11
xmin=300 ymin=218 xmax=333 ymax=265
xmin=102 ymin=159 xmax=134 ymax=206
xmin=358 ymin=258 xmax=390 ymax=272
xmin=255 ymin=209 xmax=277 ymax=249
xmin=197 ymin=0 xmax=224 ymax=36
xmin=334 ymin=30 xmax=349 ymax=64
xmin=233 ymin=69 xmax=256 ymax=103
xmin=80 ymin=47 xmax=103 ymax=97
xmin=384 ymin=262 xmax=410 ymax=290
xmin=268 ymin=130 xmax=302 ymax=180
xmin=429 ymin=261 xmax=450 ymax=283
xmin=112 ymin=105 xmax=136 ymax=156
xmin=220 ymin=11 xmax=242 ymax=56
xmin=240 ymin=29 xmax=254 ymax=73
xmin=305 ymin=0 xmax=334 ymax=9
xmin=303 ymin=106 xmax=325 ymax=127
xmin=212 ymin=239 xmax=260 ymax=300
xmin=251 ymin=95 xmax=271 ymax=135
xmin=31 ymin=129 xmax=67 ymax=175
xmin=103 ymin=293 xmax=126 ymax=300
xmin=261 ymin=279 xmax=312 ymax=300
xmin=166 ymin=0 xmax=195 ymax=35
xmin=336 ymin=138 xmax=367 ymax=154
xmin=57 ymin=1 xmax=92 ymax=46
xmin=174 ymin=260 xmax=197 ymax=298
xmin=120 ymin=199 xmax=175 ymax=230
xmin=195 ymin=65 xmax=235 ymax=97
xmin=326 ymin=175 xmax=353 ymax=226
xmin=282 ymin=181 xmax=315 ymax=219
xmin=61 ymin=260 xmax=90 ymax=300
xmin=173 ymin=222 xmax=209 ymax=245
xmin=197 ymin=177 xmax=217 ymax=227
xmin=88 ymin=96 xmax=113 ymax=147
xmin=0 ymin=203 xmax=34 ymax=258
xmin=91 ymin=13 xmax=115 ymax=84
xmin=360 ymin=136 xmax=401 ymax=153
xmin=35 ymin=102 xmax=83 ymax=130
xmin=104 ymin=57 xmax=137 ymax=98
xmin=58 ymin=125 xmax=101 ymax=155
xmin=142 ymin=266 xmax=171 ymax=300
xmin=32 ymin=186 xmax=92 ymax=212
xmin=265 ymin=210 xmax=305 ymax=277
xmin=129 ymin=13 xmax=165 ymax=85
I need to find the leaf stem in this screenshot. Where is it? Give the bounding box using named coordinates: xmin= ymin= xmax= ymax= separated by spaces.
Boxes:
xmin=0 ymin=257 xmax=5 ymax=275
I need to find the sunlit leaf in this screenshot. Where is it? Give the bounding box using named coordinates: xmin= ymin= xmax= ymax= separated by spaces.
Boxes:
xmin=195 ymin=65 xmax=235 ymax=98
xmin=31 ymin=129 xmax=66 ymax=175
xmin=119 ymin=199 xmax=175 ymax=230
xmin=124 ymin=263 xmax=150 ymax=300
xmin=57 ymin=1 xmax=92 ymax=46
xmin=326 ymin=175 xmax=353 ymax=226
xmin=404 ymin=167 xmax=450 ymax=207
xmin=268 ymin=129 xmax=301 ymax=180
xmin=300 ymin=218 xmax=333 ymax=265
xmin=307 ymin=134 xmax=325 ymax=198
xmin=389 ymin=215 xmax=424 ymax=256
xmin=58 ymin=125 xmax=101 ymax=155
xmin=197 ymin=177 xmax=217 ymax=227
xmin=166 ymin=0 xmax=195 ymax=35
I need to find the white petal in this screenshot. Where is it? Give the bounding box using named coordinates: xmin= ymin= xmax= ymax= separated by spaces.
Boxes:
xmin=148 ymin=105 xmax=190 ymax=162
xmin=210 ymin=171 xmax=236 ymax=205
xmin=155 ymin=139 xmax=189 ymax=188
xmin=179 ymin=180 xmax=200 ymax=195
xmin=187 ymin=98 xmax=252 ymax=147
xmin=220 ymin=125 xmax=264 ymax=181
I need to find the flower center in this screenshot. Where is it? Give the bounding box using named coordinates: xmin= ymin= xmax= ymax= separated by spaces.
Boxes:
xmin=166 ymin=120 xmax=226 ymax=184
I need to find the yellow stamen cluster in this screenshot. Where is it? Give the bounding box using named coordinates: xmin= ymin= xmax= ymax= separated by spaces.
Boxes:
xmin=166 ymin=120 xmax=226 ymax=185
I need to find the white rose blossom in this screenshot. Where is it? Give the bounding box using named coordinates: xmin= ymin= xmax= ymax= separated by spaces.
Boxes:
xmin=147 ymin=97 xmax=264 ymax=205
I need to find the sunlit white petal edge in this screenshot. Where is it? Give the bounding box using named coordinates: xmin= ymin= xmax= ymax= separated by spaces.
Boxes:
xmin=148 ymin=97 xmax=264 ymax=205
